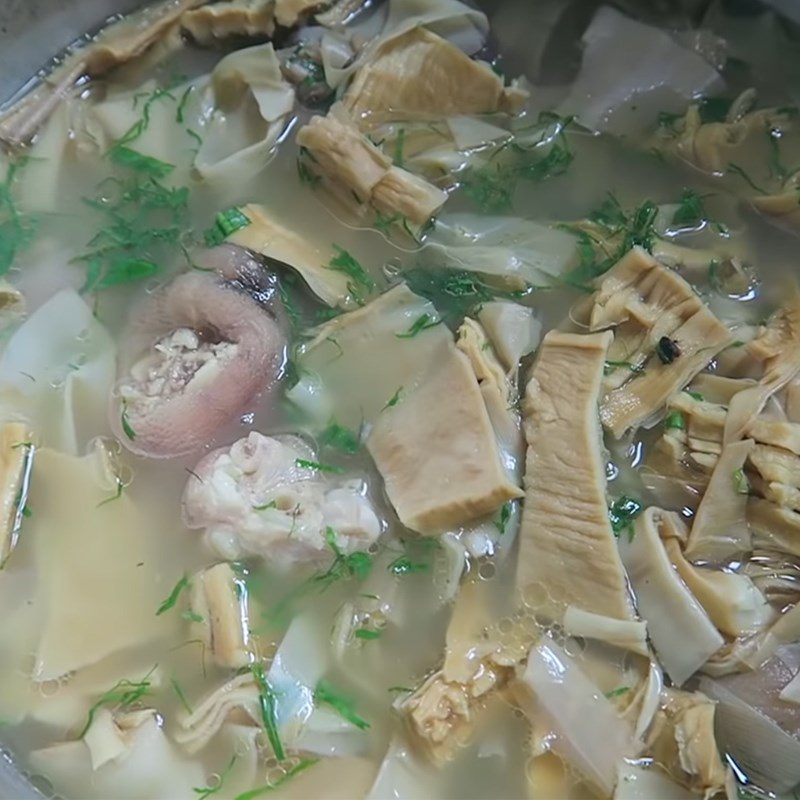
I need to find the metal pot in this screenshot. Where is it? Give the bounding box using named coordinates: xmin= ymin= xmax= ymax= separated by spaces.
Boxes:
xmin=0 ymin=0 xmax=779 ymax=797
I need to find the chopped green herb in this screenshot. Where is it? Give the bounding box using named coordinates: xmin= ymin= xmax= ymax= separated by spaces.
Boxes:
xmin=388 ymin=555 xmax=429 ymax=576
xmin=319 ymin=421 xmax=360 ymax=454
xmin=314 ymin=679 xmax=370 ymax=730
xmin=664 ymin=410 xmax=686 ymax=430
xmin=156 ymin=574 xmax=190 ymax=616
xmin=327 ymin=246 xmax=374 ymax=304
xmin=684 ymin=389 xmax=705 ymax=401
xmin=609 ymin=496 xmax=643 ymax=542
xmin=729 ymin=340 xmax=746 ymax=349
xmin=233 ymin=759 xmax=318 ymax=800
xmin=656 ymin=336 xmax=681 ymax=365
xmin=460 ymin=162 xmax=514 ymax=212
xmin=460 ymin=112 xmax=574 ymax=212
xmin=78 ymin=174 xmax=189 ymax=292
xmin=192 ymin=754 xmax=237 ymax=799
xmin=109 ymin=146 xmax=174 ymax=178
xmin=176 ymin=86 xmax=193 ymax=124
xmin=733 ymin=468 xmax=750 ymax=495
xmin=295 ymin=458 xmax=343 ymax=474
xmin=604 ymin=686 xmax=630 ymax=699
xmin=562 ymin=195 xmax=660 ymax=288
xmin=0 ymin=161 xmax=37 ymax=275
xmin=204 ymin=207 xmax=251 ymax=247
xmin=97 ymin=478 xmax=124 ymax=508
xmin=382 ymin=386 xmax=403 ymax=411
xmin=355 ymin=628 xmax=382 ymax=640
xmin=727 ymin=163 xmax=767 ymax=195
xmin=388 ymin=686 xmax=413 ymax=694
xmin=517 ymin=138 xmax=573 ymax=182
xmin=253 ymin=500 xmax=278 ymax=511
xmin=186 ymin=128 xmax=203 ymax=149
xmin=182 ymin=610 xmax=205 ymax=623
xmin=264 ymin=530 xmax=373 ymax=625
xmin=671 ymin=188 xmax=729 ymax=235
xmin=395 ymin=313 xmax=442 ymax=339
xmin=114 ymin=85 xmax=176 ymax=148
xmin=79 ymin=667 xmax=156 ymax=737
xmin=250 ymin=662 xmax=285 ymax=760
xmin=316 ymin=527 xmax=373 ymax=585
xmin=402 ymin=267 xmax=531 ymax=323
xmin=119 ymin=404 xmax=136 ymax=440
xmin=671 ymin=188 xmax=706 ymax=227
xmin=495 ymin=501 xmax=512 ymax=535
xmin=604 ymin=360 xmax=643 ymax=376
xmin=171 ymin=676 xmax=193 ymax=714
xmin=393 ymin=128 xmax=406 ymax=168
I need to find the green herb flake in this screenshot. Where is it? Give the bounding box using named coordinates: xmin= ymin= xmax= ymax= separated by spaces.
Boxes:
xmin=79 ymin=667 xmax=156 ymax=737
xmin=204 ymin=207 xmax=251 ymax=247
xmin=314 ymin=679 xmax=370 ymax=730
xmin=114 ymin=85 xmax=176 ymax=149
xmin=395 ymin=313 xmax=442 ymax=339
xmin=253 ymin=500 xmax=278 ymax=511
xmin=684 ymin=389 xmax=705 ymax=401
xmin=0 ymin=161 xmax=37 ymax=275
xmin=264 ymin=530 xmax=373 ymax=624
xmin=78 ymin=174 xmax=189 ymax=292
xmin=495 ymin=501 xmax=512 ymax=535
xmin=387 ymin=555 xmax=429 ymax=576
xmin=319 ymin=421 xmax=360 ymax=454
xmin=355 ymin=628 xmax=382 ymax=640
xmin=402 ymin=267 xmax=532 ymax=323
xmin=182 ymin=610 xmax=205 ymax=623
xmin=382 ymin=387 xmax=403 ymax=411
xmin=233 ymin=759 xmax=318 ymax=800
xmin=109 ymin=146 xmax=175 ymax=178
xmin=97 ymin=478 xmax=124 ymax=508
xmin=250 ymin=662 xmax=285 ymax=760
xmin=608 ymin=496 xmax=643 ymax=543
xmin=604 ymin=686 xmax=630 ymax=699
xmin=327 ymin=246 xmax=375 ymax=304
xmin=733 ymin=468 xmax=750 ymax=496
xmin=460 ymin=163 xmax=514 ymax=212
xmin=664 ymin=410 xmax=686 ymax=431
xmin=171 ymin=676 xmax=193 ymax=714
xmin=192 ymin=754 xmax=237 ymax=799
xmin=671 ymin=188 xmax=706 ymax=227
xmin=176 ymin=86 xmax=193 ymax=124
xmin=387 ymin=686 xmax=413 ymax=694
xmin=156 ymin=574 xmax=191 ymax=616
xmin=295 ymin=458 xmax=343 ymax=474
xmin=118 ymin=404 xmax=136 ymax=440
xmin=727 ymin=163 xmax=768 ymax=195
xmin=562 ymin=195 xmax=660 ymax=288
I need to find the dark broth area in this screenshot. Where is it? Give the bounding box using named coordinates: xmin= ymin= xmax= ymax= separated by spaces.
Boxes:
xmin=1 ymin=1 xmax=800 ymax=799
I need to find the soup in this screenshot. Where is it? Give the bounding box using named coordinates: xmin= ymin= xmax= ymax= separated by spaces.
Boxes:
xmin=1 ymin=0 xmax=800 ymax=798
